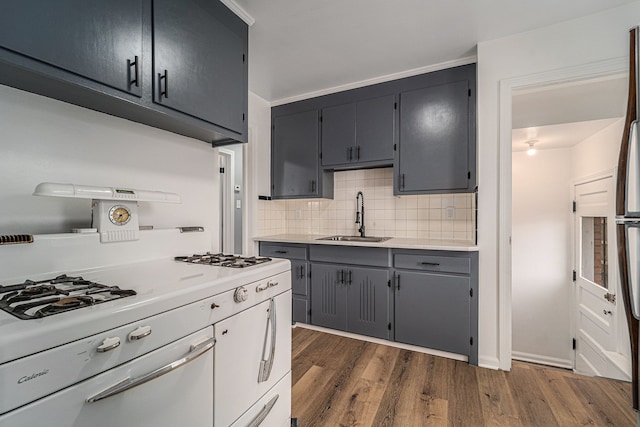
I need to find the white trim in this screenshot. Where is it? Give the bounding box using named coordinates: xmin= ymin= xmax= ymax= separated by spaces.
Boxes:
xmin=498 ymin=57 xmax=627 ymax=371
xmin=294 ymin=323 xmax=468 ymax=362
xmin=271 ymin=56 xmax=477 ymax=106
xmin=219 ymin=0 xmax=255 ymax=26
xmin=512 ymin=351 xmax=573 ymax=370
xmin=479 ymin=356 xmax=500 ymax=370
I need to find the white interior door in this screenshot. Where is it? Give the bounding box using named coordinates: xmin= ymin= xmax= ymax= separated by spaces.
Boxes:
xmin=574 ymin=173 xmax=630 ymax=380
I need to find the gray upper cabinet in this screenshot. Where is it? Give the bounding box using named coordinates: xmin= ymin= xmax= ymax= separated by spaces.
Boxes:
xmin=153 ymin=0 xmax=246 ymax=134
xmin=271 ymin=110 xmax=333 ymax=199
xmin=0 ymin=0 xmax=247 ymax=145
xmin=395 ymin=66 xmax=476 ymax=195
xmin=0 ymin=0 xmax=143 ymax=96
xmin=321 ymin=95 xmax=395 ymax=169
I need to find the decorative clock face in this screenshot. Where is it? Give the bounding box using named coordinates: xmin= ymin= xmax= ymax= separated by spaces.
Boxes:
xmin=108 ymin=205 xmax=131 ymax=226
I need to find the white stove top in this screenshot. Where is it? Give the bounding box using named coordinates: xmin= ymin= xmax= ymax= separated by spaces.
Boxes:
xmin=0 ymin=230 xmax=290 ymax=364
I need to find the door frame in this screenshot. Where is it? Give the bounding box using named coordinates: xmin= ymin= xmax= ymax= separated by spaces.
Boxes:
xmin=218 ymin=148 xmax=235 ymax=253
xmin=498 ymin=58 xmax=627 ymax=370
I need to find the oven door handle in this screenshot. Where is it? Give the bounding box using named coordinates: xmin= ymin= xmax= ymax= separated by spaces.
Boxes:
xmin=86 ymin=336 xmax=215 ymax=403
xmin=258 ymin=298 xmax=276 ymax=383
xmin=247 ymin=394 xmax=279 ymax=427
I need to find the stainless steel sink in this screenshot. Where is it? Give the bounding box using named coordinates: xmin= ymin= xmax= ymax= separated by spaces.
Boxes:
xmin=317 ymin=235 xmax=391 ymax=243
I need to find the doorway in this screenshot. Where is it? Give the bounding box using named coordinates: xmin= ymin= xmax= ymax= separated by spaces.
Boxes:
xmin=218 ymin=145 xmax=244 ymax=254
xmin=508 ymin=73 xmax=628 ymax=379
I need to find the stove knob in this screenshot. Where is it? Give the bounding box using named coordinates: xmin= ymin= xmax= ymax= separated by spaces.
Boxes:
xmin=233 ymin=286 xmax=248 ymax=303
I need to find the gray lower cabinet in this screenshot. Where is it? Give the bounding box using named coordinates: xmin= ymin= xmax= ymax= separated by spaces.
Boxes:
xmin=310 ymin=263 xmax=391 ymax=340
xmin=259 ymin=242 xmax=310 ymax=323
xmin=393 ymin=249 xmax=478 ymax=365
xmin=394 ymin=271 xmax=470 ymax=354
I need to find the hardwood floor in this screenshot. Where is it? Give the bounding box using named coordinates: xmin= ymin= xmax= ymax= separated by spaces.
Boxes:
xmin=291 ymin=328 xmax=637 ymax=426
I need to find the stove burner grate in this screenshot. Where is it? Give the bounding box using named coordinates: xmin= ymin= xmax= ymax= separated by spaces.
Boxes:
xmin=0 ymin=275 xmax=136 ymax=320
xmin=174 ymin=252 xmax=272 ymax=268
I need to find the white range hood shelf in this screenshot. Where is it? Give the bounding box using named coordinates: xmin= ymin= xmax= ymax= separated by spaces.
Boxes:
xmin=33 ymin=182 xmax=181 ymax=203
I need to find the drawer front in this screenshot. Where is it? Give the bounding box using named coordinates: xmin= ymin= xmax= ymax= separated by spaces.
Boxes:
xmin=310 ymin=245 xmax=390 ymax=267
xmin=260 ymin=243 xmax=307 ymax=260
xmin=394 ymin=253 xmax=470 ymax=275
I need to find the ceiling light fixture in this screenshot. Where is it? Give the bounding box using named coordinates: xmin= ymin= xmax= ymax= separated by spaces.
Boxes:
xmin=526 ymin=140 xmax=537 ymax=156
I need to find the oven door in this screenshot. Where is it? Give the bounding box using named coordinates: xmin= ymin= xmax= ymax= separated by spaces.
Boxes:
xmin=214 ymin=290 xmax=292 ymax=427
xmin=0 ymin=326 xmax=214 ymax=427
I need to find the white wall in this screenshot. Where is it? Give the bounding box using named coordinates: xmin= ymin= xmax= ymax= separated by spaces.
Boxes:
xmin=511 ymin=148 xmax=573 ymax=367
xmin=573 ymin=118 xmax=624 ymax=179
xmin=477 ymin=1 xmax=640 ymax=369
xmin=0 ymin=85 xmax=220 ymax=247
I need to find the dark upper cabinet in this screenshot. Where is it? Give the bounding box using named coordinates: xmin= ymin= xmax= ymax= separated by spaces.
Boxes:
xmin=321 ymin=95 xmax=395 ymax=169
xmin=396 ymin=80 xmax=471 ymax=194
xmin=271 ymin=110 xmax=333 ymax=199
xmin=0 ymin=0 xmax=247 ymax=145
xmin=153 ymin=0 xmax=246 ymax=134
xmin=0 ymin=0 xmax=143 ymax=96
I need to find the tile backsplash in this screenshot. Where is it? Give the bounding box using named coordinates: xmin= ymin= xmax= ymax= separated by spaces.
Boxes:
xmin=257 ymin=168 xmax=476 ymax=241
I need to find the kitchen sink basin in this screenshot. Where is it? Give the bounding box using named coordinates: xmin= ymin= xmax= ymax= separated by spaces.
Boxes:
xmin=317 ymin=235 xmax=391 ymax=243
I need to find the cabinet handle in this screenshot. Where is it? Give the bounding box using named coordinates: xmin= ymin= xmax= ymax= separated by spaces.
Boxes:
xmin=128 ymin=56 xmax=139 ymax=88
xmin=356 ymin=146 xmax=360 ymax=160
xmin=339 ymin=270 xmax=344 ymax=284
xmin=421 ymin=262 xmax=440 ymax=267
xmin=348 ymin=147 xmax=353 ymax=161
xmin=401 ymin=174 xmax=406 ymax=189
xmin=299 ymin=265 xmax=305 ymax=279
xmin=274 ymin=250 xmax=288 ymax=254
xmin=396 ymin=274 xmax=400 ymax=290
xmin=311 ymin=180 xmax=316 ymax=193
xmin=348 ymin=270 xmax=352 ymax=285
xmin=159 ymin=70 xmax=168 ymax=99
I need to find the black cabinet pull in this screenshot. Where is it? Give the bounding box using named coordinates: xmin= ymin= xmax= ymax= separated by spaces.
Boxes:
xmin=400 ymin=174 xmax=406 ymax=189
xmin=421 ymin=262 xmax=440 ymax=266
xmin=348 ymin=147 xmax=353 ymax=161
xmin=339 ymin=270 xmax=344 ymax=284
xmin=356 ymin=146 xmax=360 ymax=160
xmin=128 ymin=56 xmax=139 ymax=88
xmin=159 ymin=70 xmax=168 ymax=99
xmin=274 ymin=250 xmax=287 ymax=254
xmin=396 ymin=274 xmax=400 ymax=290
xmin=311 ymin=180 xmax=316 ymax=193
xmin=299 ymin=265 xmax=305 ymax=279
xmin=348 ymin=270 xmax=352 ymax=285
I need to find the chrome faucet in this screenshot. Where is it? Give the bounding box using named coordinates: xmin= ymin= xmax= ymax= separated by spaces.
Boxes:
xmin=355 ymin=191 xmax=365 ymax=237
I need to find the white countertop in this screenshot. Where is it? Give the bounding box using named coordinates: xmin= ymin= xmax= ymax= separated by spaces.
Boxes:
xmin=254 ymin=234 xmax=478 ymax=252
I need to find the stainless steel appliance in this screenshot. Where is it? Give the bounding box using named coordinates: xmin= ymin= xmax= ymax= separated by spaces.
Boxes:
xmin=617 ymin=26 xmax=640 ymax=411
xmin=0 ymin=228 xmax=292 ymax=426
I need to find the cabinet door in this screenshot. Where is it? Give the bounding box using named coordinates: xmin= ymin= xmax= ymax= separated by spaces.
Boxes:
xmin=153 ymin=0 xmax=247 ymax=133
xmin=0 ymin=0 xmax=143 ymax=96
xmin=292 ymin=295 xmax=310 ymax=324
xmin=272 ymin=110 xmax=320 ymax=198
xmin=290 ymin=260 xmax=309 ymax=296
xmin=394 ymin=271 xmax=470 ymax=355
xmin=321 ymin=103 xmax=356 ymax=167
xmin=310 ymin=264 xmax=347 ymax=330
xmin=346 ymin=267 xmax=390 ymax=340
xmin=397 ymin=80 xmax=470 ymax=193
xmin=356 ymin=95 xmax=395 ymax=164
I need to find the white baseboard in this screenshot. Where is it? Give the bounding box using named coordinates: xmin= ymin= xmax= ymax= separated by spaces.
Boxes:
xmin=294 ymin=323 xmax=468 ymax=362
xmin=478 ymin=356 xmax=500 ymax=370
xmin=512 ymin=351 xmax=573 ymax=369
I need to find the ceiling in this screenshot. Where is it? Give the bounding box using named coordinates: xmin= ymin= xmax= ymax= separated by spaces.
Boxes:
xmin=235 ymin=0 xmax=638 ymax=102
xmin=511 ymin=76 xmax=627 ymax=152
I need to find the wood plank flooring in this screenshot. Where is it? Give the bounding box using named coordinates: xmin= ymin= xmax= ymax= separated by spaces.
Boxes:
xmin=291 ymin=328 xmax=637 ymax=426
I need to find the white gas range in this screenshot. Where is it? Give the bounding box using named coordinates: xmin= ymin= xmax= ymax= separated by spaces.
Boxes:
xmin=0 ymin=229 xmax=292 ymax=427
